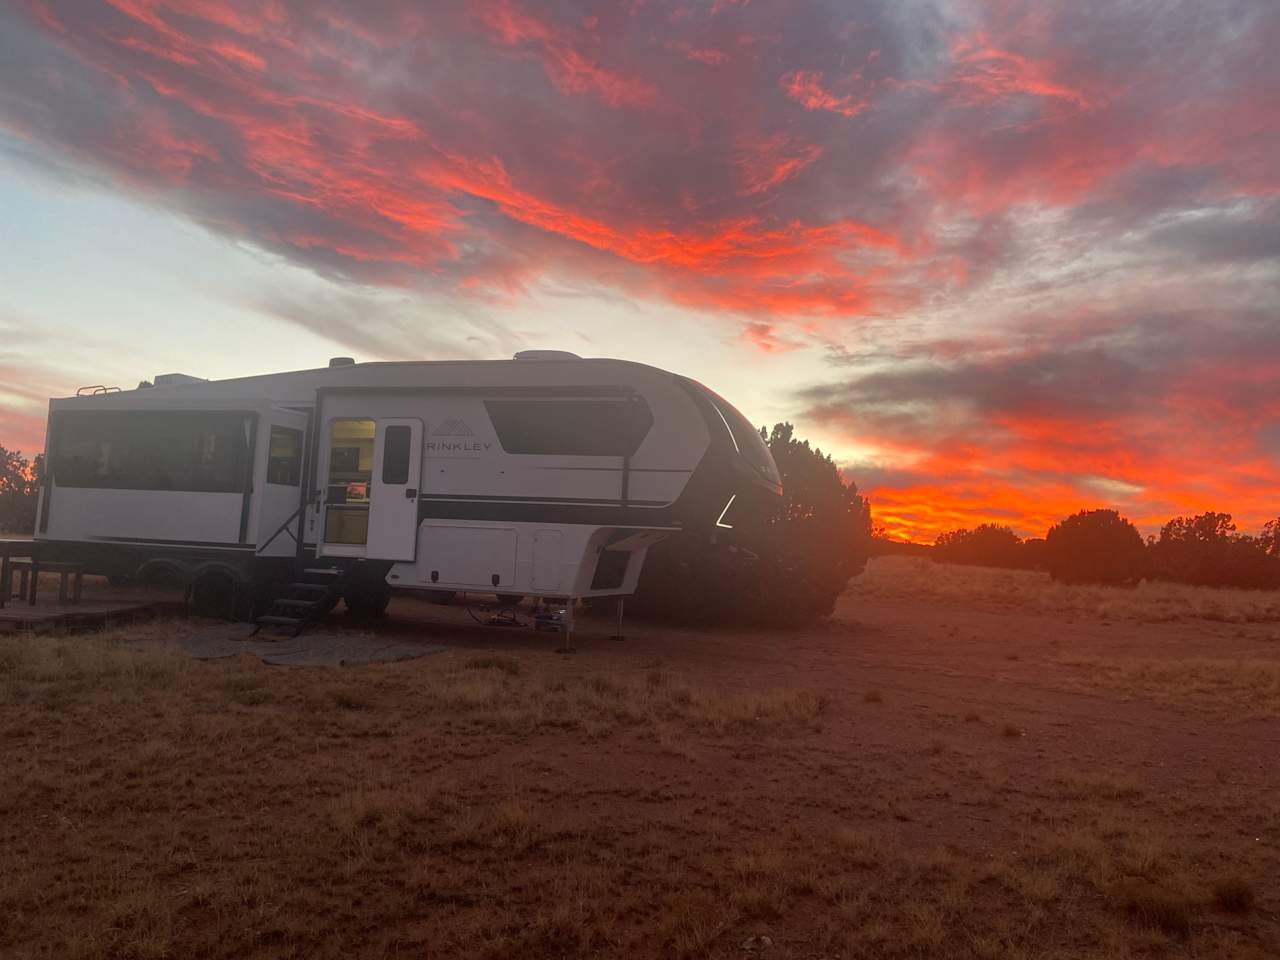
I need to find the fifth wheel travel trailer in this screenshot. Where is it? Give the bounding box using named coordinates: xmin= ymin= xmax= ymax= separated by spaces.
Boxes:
xmin=33 ymin=352 xmax=782 ymax=632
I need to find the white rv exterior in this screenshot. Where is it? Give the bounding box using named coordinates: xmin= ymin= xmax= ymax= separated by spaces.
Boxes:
xmin=35 ymin=354 xmax=781 ymax=618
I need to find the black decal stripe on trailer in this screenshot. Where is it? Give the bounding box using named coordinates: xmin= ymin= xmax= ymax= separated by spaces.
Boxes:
xmin=529 ymin=466 xmax=692 ymax=473
xmin=90 ymin=536 xmax=256 ymax=550
xmin=417 ymin=498 xmax=681 ymax=527
xmin=418 ymin=494 xmax=668 ymax=506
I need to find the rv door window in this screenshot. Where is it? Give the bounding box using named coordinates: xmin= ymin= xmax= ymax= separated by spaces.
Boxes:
xmin=324 ymin=418 xmax=374 ymax=545
xmin=484 ymin=398 xmax=653 ymax=457
xmin=51 ymin=411 xmax=249 ymax=492
xmin=381 ymin=425 xmax=412 ymax=484
xmin=266 ymin=426 xmax=302 ymax=485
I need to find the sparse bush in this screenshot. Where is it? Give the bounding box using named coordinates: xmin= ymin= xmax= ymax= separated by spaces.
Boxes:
xmin=1045 ymin=509 xmax=1148 ymax=585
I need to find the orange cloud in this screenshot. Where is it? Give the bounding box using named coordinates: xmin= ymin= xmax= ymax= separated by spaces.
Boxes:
xmin=3 ymin=0 xmax=1277 ymax=541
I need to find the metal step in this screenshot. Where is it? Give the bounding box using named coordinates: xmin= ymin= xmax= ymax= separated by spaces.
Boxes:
xmin=288 ymin=582 xmax=332 ymax=595
xmin=303 ymin=567 xmax=344 ymax=577
xmin=274 ymin=598 xmax=321 ymax=612
xmin=256 ymin=615 xmax=305 ymax=627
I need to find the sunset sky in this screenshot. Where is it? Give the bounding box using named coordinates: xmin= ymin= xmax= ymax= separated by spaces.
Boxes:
xmin=1 ymin=0 xmax=1277 ymax=542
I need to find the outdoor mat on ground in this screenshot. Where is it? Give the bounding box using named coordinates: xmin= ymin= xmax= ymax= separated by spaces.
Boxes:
xmin=179 ymin=623 xmax=445 ymax=665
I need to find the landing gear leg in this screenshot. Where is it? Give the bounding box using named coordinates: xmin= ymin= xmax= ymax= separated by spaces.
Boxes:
xmin=609 ymin=598 xmax=625 ymax=642
xmin=555 ymin=600 xmax=577 ymax=655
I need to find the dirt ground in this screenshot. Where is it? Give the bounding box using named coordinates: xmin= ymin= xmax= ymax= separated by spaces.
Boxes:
xmin=1 ymin=557 xmax=1277 ymax=958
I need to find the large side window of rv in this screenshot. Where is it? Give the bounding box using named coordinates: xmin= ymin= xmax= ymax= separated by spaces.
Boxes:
xmin=51 ymin=411 xmax=249 ymax=492
xmin=484 ymin=398 xmax=653 ymax=457
xmin=266 ymin=427 xmax=302 ymax=485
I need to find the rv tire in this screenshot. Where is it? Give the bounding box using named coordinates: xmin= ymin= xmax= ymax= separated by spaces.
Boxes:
xmin=190 ymin=569 xmax=247 ymax=620
xmin=343 ymin=582 xmax=392 ymax=618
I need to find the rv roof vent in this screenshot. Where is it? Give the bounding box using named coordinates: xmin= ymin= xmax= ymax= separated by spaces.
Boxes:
xmin=153 ymin=373 xmax=206 ymax=387
xmin=513 ymin=350 xmax=582 ymax=361
xmin=329 ymin=356 xmax=356 ymax=367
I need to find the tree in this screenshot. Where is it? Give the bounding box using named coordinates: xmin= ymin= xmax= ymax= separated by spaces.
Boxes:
xmin=1044 ymin=509 xmax=1147 ymax=585
xmin=627 ymin=422 xmax=872 ymax=625
xmin=933 ymin=524 xmax=1024 ymax=569
xmin=1260 ymin=518 xmax=1280 ymax=559
xmin=1148 ymin=512 xmax=1280 ymax=589
xmin=0 ymin=447 xmax=42 ymax=534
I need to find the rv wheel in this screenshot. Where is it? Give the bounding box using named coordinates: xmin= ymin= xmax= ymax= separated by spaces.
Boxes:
xmin=190 ymin=570 xmax=245 ymax=620
xmin=343 ymin=582 xmax=392 ymax=618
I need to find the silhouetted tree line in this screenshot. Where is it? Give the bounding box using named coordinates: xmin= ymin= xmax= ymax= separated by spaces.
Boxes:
xmin=625 ymin=423 xmax=873 ymax=625
xmin=933 ymin=508 xmax=1280 ymax=589
xmin=0 ymin=446 xmax=43 ymax=534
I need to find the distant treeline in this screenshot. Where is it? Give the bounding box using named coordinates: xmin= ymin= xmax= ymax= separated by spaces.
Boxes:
xmin=931 ymin=509 xmax=1280 ymax=589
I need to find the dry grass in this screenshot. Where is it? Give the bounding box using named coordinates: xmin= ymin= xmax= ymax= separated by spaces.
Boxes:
xmin=1060 ymin=653 xmax=1280 ymax=713
xmin=1053 ymin=770 xmax=1144 ymax=801
xmin=0 ymin=627 xmax=840 ymax=959
xmin=857 ymin=556 xmax=1280 ymax=625
xmin=2 ymin=612 xmax=1275 ymax=959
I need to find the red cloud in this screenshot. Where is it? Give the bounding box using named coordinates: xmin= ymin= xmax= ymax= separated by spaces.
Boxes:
xmin=780 ymin=70 xmax=868 ymax=118
xmin=947 ymin=34 xmax=1091 ymax=109
xmin=3 ymin=0 xmax=1278 ymax=540
xmin=474 ymin=0 xmax=657 ymax=108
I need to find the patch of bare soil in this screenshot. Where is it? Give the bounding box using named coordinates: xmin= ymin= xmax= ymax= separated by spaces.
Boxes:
xmin=1 ymin=558 xmax=1277 ymax=959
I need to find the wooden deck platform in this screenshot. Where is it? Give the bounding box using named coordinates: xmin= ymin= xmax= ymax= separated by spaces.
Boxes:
xmin=0 ymin=599 xmax=179 ymax=633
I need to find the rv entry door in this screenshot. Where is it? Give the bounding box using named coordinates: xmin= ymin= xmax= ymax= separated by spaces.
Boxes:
xmin=368 ymin=418 xmax=423 ymax=561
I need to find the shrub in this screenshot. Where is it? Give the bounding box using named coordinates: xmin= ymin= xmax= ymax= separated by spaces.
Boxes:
xmin=1044 ymin=509 xmax=1148 ymax=585
xmin=933 ymin=524 xmax=1025 ymax=569
xmin=627 ymin=423 xmax=871 ymax=626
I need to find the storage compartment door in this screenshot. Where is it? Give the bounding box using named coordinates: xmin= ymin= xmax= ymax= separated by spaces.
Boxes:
xmin=415 ymin=526 xmax=517 ymax=590
xmin=531 ymin=530 xmax=563 ymax=593
xmin=367 ymin=418 xmax=423 ymax=561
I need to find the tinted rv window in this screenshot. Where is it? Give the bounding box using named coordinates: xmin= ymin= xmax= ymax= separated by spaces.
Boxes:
xmin=484 ymin=399 xmax=653 ymax=457
xmin=266 ymin=427 xmax=302 ymax=486
xmin=381 ymin=425 xmax=412 ymax=484
xmin=701 ymin=388 xmax=780 ymax=486
xmin=51 ymin=411 xmax=250 ymax=493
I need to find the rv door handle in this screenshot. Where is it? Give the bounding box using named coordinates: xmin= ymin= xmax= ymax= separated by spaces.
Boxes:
xmin=405 ymin=488 xmax=418 ymax=499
